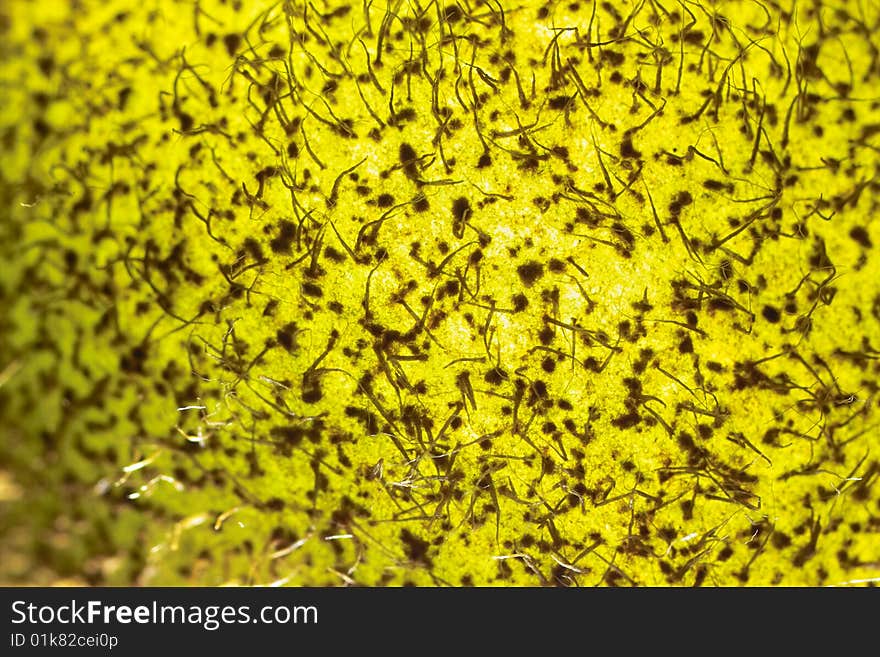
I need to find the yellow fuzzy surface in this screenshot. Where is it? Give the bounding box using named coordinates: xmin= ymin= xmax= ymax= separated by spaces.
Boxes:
xmin=0 ymin=0 xmax=878 ymax=586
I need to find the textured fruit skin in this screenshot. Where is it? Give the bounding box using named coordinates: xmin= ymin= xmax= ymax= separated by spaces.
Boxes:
xmin=0 ymin=0 xmax=878 ymax=586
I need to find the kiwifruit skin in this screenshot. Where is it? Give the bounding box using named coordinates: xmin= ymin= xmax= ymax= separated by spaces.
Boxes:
xmin=0 ymin=1 xmax=878 ymax=586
